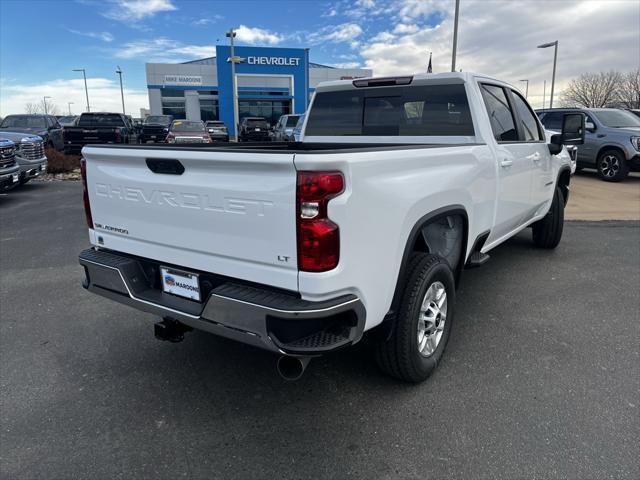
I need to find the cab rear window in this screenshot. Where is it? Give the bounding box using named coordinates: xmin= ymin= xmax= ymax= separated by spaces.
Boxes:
xmin=78 ymin=114 xmax=125 ymax=127
xmin=305 ymin=84 xmax=474 ymax=136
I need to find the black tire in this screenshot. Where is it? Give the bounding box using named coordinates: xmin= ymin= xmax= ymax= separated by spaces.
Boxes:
xmin=597 ymin=149 xmax=629 ymax=182
xmin=532 ymin=186 xmax=564 ymax=248
xmin=375 ymin=253 xmax=456 ymax=383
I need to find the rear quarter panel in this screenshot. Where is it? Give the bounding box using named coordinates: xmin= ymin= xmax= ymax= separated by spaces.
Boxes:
xmin=294 ymin=144 xmax=496 ymax=330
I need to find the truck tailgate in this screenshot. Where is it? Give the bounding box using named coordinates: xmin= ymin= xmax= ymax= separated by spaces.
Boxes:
xmin=83 ymin=146 xmax=299 ymax=291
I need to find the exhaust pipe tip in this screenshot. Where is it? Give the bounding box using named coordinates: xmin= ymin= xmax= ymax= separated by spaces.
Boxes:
xmin=276 ymin=355 xmax=310 ymax=381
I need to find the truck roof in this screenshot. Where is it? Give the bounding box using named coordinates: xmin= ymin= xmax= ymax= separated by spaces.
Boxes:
xmin=314 ymin=71 xmax=510 ymax=92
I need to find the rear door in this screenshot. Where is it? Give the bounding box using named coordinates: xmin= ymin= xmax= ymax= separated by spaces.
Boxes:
xmin=480 ymin=84 xmax=534 ymax=241
xmin=508 ymin=89 xmax=552 ymax=215
xmin=83 ymin=146 xmax=299 ymax=291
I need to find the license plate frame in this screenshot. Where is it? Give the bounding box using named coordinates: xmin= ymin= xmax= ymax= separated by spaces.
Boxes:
xmin=160 ymin=266 xmax=201 ymax=302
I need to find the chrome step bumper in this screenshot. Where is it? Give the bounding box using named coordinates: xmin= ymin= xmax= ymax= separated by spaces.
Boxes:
xmin=79 ymin=248 xmax=366 ymax=355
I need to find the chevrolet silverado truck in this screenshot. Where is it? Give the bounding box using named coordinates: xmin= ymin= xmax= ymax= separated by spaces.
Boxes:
xmin=63 ymin=113 xmax=133 ymax=154
xmin=0 ymin=139 xmax=20 ymax=191
xmin=78 ymin=72 xmax=583 ymax=382
xmin=0 ymin=132 xmax=47 ymax=183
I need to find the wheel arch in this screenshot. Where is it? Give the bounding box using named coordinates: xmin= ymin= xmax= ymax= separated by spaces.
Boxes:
xmin=388 ymin=205 xmax=469 ymax=319
xmin=557 ymin=166 xmax=571 ymax=205
xmin=596 ymin=145 xmax=627 ymax=163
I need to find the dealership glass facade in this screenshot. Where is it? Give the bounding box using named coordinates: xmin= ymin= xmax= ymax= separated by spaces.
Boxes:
xmin=145 ymin=45 xmax=372 ymax=136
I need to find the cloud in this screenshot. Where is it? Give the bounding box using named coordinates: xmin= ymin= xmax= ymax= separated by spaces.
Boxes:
xmin=68 ymin=29 xmax=114 ymax=42
xmin=234 ymin=25 xmax=284 ymax=45
xmin=103 ymin=0 xmax=177 ymax=22
xmin=393 ymin=23 xmax=419 ymax=34
xmin=192 ymin=15 xmax=224 ymax=26
xmin=356 ymin=0 xmax=375 ymax=7
xmin=0 ymin=78 xmax=149 ymax=117
xmin=308 ymin=23 xmax=363 ymax=45
xmin=113 ymin=38 xmax=215 ymax=61
xmin=329 ymin=62 xmax=362 ymax=69
xmin=359 ymin=0 xmax=639 ymax=108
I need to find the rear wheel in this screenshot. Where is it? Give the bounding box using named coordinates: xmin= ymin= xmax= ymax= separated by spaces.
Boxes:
xmin=597 ymin=150 xmax=628 ymax=182
xmin=532 ymin=186 xmax=564 ymax=248
xmin=375 ymin=253 xmax=455 ymax=383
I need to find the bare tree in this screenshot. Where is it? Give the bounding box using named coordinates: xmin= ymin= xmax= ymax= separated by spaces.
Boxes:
xmin=561 ymin=71 xmax=622 ymax=108
xmin=25 ymin=102 xmax=40 ymax=114
xmin=616 ymin=69 xmax=640 ymax=109
xmin=23 ymin=98 xmax=60 ymax=115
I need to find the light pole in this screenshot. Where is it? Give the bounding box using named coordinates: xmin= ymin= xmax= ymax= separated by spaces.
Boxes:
xmin=68 ymin=102 xmax=74 ymax=115
xmin=43 ymin=96 xmax=51 ymax=115
xmin=542 ymin=80 xmax=547 ymax=111
xmin=451 ymin=0 xmax=460 ymax=72
xmin=226 ymin=28 xmax=239 ymax=142
xmin=519 ymin=79 xmax=529 ymax=98
xmin=73 ymin=68 xmax=90 ymax=112
xmin=116 ymin=66 xmax=125 ymax=115
xmin=537 ymin=41 xmax=558 ymax=108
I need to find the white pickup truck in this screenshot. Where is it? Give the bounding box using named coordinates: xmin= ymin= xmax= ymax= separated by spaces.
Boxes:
xmin=78 ymin=72 xmax=584 ymax=382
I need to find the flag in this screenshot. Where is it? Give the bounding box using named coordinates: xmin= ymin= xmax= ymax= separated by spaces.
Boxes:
xmin=427 ymin=52 xmax=433 ymax=73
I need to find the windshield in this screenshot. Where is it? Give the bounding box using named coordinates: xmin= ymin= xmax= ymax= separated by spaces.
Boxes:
xmin=77 ymin=114 xmax=125 ymax=127
xmin=592 ymin=110 xmax=640 ymax=128
xmin=294 ymin=115 xmax=306 ymax=129
xmin=58 ymin=116 xmax=76 ymax=124
xmin=286 ymin=116 xmax=300 ymax=127
xmin=145 ymin=115 xmax=172 ymax=125
xmin=171 ymin=120 xmax=205 ymax=132
xmin=0 ymin=116 xmax=46 ymax=129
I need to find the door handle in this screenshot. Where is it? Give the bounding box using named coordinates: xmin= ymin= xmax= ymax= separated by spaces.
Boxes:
xmin=500 ymin=159 xmax=513 ymax=168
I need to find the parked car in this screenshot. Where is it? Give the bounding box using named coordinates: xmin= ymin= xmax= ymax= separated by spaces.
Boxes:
xmin=292 ymin=113 xmax=306 ymax=142
xmin=0 ymin=139 xmax=20 ymax=192
xmin=62 ymin=112 xmax=134 ymax=154
xmin=0 ymin=132 xmax=47 ymax=184
xmin=139 ymin=115 xmax=173 ymax=144
xmin=205 ymin=121 xmax=229 ymax=142
xmin=272 ymin=114 xmax=301 ymax=142
xmin=57 ymin=116 xmax=78 ymax=127
xmin=537 ymin=108 xmax=640 ymax=181
xmin=238 ymin=117 xmax=270 ymax=142
xmin=78 ymin=72 xmax=583 ymax=383
xmin=166 ymin=120 xmax=211 ymax=144
xmin=0 ymin=114 xmax=63 ymax=151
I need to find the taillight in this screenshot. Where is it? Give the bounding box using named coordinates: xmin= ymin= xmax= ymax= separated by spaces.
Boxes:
xmin=296 ymin=171 xmax=344 ymax=272
xmin=114 ymin=128 xmax=122 ymax=142
xmin=80 ymin=158 xmax=93 ymax=228
xmin=166 ymin=133 xmax=175 ymax=143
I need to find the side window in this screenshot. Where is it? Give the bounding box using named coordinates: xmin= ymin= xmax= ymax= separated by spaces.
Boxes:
xmin=511 ymin=91 xmax=542 ymax=141
xmin=480 ymin=84 xmax=518 ymax=142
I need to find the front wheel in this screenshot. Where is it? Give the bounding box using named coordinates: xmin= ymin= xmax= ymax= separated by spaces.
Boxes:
xmin=532 ymin=186 xmax=564 ymax=249
xmin=597 ymin=150 xmax=628 ymax=182
xmin=375 ymin=253 xmax=455 ymax=383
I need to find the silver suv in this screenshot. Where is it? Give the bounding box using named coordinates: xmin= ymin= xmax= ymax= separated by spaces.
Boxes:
xmin=537 ymin=108 xmax=640 ymax=181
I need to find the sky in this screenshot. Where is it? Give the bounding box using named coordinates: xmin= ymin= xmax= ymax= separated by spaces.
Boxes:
xmin=0 ymin=0 xmax=638 ymax=117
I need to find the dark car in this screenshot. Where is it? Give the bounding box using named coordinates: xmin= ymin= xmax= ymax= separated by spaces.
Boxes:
xmin=238 ymin=117 xmax=270 ymax=142
xmin=139 ymin=115 xmax=173 ymax=143
xmin=0 ymin=114 xmax=63 ymax=150
xmin=62 ymin=112 xmax=134 ymax=154
xmin=166 ymin=120 xmax=211 ymax=144
xmin=205 ymin=121 xmax=229 ymax=142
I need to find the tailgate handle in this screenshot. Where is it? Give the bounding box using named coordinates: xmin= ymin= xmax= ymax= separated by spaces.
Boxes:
xmin=146 ymin=158 xmax=184 ymax=175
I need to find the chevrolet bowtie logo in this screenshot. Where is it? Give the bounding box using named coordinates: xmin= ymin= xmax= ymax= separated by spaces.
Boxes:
xmin=227 ymin=56 xmax=246 ymax=64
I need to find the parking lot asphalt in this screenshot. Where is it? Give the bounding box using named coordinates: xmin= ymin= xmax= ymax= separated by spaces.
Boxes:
xmin=1 ymin=181 xmax=639 ymax=480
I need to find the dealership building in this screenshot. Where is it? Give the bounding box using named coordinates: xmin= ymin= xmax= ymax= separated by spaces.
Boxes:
xmin=145 ymin=45 xmax=371 ymax=135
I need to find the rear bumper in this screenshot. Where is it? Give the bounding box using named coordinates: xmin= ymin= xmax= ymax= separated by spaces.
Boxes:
xmin=79 ymin=248 xmax=366 ymax=356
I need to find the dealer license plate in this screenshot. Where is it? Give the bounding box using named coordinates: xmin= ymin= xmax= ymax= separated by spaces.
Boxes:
xmin=161 ymin=267 xmax=201 ymax=301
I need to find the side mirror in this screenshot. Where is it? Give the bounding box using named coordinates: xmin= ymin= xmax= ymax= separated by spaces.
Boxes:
xmin=585 ymin=121 xmax=596 ymax=132
xmin=561 ymin=113 xmax=585 ymax=145
xmin=548 ymin=113 xmax=585 ymax=155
